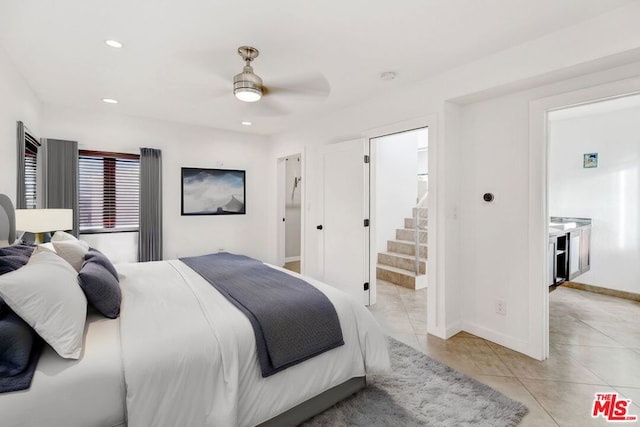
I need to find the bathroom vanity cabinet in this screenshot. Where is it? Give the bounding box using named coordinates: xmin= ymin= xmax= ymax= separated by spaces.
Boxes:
xmin=548 ymin=217 xmax=591 ymax=287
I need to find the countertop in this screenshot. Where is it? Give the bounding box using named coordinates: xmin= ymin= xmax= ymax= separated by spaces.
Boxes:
xmin=549 ymin=216 xmax=592 ymax=236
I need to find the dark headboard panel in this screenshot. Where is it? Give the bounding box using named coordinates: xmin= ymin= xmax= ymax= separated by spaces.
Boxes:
xmin=0 ymin=194 xmax=16 ymax=246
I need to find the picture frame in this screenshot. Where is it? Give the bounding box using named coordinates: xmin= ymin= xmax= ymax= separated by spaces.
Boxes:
xmin=583 ymin=153 xmax=598 ymax=168
xmin=181 ymin=167 xmax=246 ymax=215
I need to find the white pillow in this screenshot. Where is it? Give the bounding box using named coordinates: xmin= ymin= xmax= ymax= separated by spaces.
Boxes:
xmin=52 ymin=239 xmax=90 ymax=271
xmin=28 ymin=243 xmax=57 ymax=260
xmin=40 ymin=242 xmax=56 ymax=252
xmin=51 ymin=230 xmax=78 ymax=242
xmin=0 ymin=250 xmax=87 ymax=359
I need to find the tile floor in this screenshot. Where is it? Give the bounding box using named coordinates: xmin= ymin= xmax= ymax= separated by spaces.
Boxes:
xmin=369 ymin=280 xmax=640 ymax=426
xmin=284 ymin=260 xmax=301 ymax=274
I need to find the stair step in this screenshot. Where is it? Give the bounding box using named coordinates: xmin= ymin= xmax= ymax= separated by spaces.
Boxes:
xmin=412 ymin=207 xmax=428 ymax=219
xmin=404 ymin=217 xmax=428 ymax=229
xmin=378 ymin=251 xmax=426 ymax=274
xmin=387 ymin=240 xmax=428 ymax=258
xmin=376 ymin=264 xmax=423 ymax=289
xmin=396 ymin=228 xmax=428 ymax=243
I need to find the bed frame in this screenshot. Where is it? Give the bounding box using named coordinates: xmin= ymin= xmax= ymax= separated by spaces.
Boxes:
xmin=258 ymin=376 xmax=365 ymax=426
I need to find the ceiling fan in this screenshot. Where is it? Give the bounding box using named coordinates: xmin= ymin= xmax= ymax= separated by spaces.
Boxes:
xmin=233 ymin=46 xmax=263 ymax=102
xmin=231 ymin=46 xmax=330 ymax=112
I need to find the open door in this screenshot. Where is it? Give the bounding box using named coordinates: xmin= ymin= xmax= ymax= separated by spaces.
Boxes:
xmin=315 ymin=139 xmax=370 ymax=305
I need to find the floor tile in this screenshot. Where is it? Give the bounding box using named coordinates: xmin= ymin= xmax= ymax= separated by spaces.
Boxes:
xmin=488 ymin=342 xmax=607 ymax=385
xmin=521 ymin=379 xmax=622 ymax=427
xmin=581 ymin=320 xmax=640 ymax=348
xmin=613 ymin=386 xmax=640 ymax=411
xmin=549 ymin=318 xmax=624 ymax=348
xmin=416 ymin=335 xmax=514 ymax=379
xmin=475 ymin=375 xmax=559 ymax=427
xmin=557 ymin=344 xmax=640 ymax=388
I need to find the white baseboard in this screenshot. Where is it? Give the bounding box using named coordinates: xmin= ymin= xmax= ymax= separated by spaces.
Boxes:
xmin=285 ymin=256 xmax=301 ymax=263
xmin=461 ymin=321 xmax=531 ymax=358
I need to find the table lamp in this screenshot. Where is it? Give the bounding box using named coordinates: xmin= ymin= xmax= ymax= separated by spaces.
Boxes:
xmin=15 ymin=209 xmax=73 ymax=244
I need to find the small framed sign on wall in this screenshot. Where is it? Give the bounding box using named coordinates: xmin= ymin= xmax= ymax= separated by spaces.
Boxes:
xmin=583 ymin=153 xmax=598 ymax=168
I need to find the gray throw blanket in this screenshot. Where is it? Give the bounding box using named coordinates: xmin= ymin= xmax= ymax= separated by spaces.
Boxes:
xmin=180 ymin=252 xmax=344 ymax=377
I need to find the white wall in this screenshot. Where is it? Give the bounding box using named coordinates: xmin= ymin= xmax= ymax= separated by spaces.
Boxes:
xmin=40 ymin=105 xmax=271 ymax=264
xmin=0 ymin=45 xmax=42 ymax=203
xmin=284 ymin=154 xmax=301 ymax=259
xmin=267 ymin=2 xmax=640 ymax=357
xmin=549 ymin=105 xmax=640 ymax=294
xmin=374 ymin=131 xmax=419 ymax=253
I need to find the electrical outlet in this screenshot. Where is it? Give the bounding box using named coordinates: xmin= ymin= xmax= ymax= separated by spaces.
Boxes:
xmin=496 ymin=299 xmax=506 ymax=316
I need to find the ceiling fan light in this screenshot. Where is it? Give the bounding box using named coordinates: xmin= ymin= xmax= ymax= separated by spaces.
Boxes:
xmin=235 ymin=87 xmax=262 ymax=102
xmin=234 ymin=66 xmax=263 ymax=102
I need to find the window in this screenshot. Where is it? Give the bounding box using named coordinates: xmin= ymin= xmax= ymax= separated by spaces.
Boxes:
xmin=78 ymin=150 xmax=140 ymax=233
xmin=24 ymin=132 xmax=39 ymax=209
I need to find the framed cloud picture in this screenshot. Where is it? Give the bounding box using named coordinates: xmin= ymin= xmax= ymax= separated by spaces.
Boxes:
xmin=181 ymin=167 xmax=246 ymax=215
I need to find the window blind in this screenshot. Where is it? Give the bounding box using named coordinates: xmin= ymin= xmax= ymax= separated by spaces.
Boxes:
xmin=24 ymin=133 xmax=38 ymax=209
xmin=78 ymin=150 xmax=140 ymax=232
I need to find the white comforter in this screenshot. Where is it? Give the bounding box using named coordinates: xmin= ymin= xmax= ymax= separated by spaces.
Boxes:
xmin=117 ymin=260 xmax=390 ymax=427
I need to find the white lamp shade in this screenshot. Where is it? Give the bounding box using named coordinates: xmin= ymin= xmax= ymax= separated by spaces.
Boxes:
xmin=15 ymin=209 xmax=73 ymax=233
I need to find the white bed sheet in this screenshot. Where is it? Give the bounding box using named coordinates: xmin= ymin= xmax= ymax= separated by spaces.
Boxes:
xmin=118 ymin=260 xmax=390 ymax=427
xmin=0 ymin=312 xmax=126 ymax=427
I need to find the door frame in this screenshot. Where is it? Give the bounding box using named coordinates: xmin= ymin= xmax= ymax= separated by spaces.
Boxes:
xmin=276 ymin=153 xmax=304 ymax=271
xmin=364 ymin=115 xmax=442 ymax=336
xmin=528 ymin=77 xmax=640 ymax=360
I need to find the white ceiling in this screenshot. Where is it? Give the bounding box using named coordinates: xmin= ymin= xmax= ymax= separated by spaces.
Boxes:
xmin=549 ymin=93 xmax=640 ymax=121
xmin=0 ymin=0 xmax=635 ymax=135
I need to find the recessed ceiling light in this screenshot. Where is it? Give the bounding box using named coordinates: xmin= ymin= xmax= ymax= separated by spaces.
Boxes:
xmin=241 ymin=121 xmax=252 ymax=126
xmin=105 ymin=40 xmax=124 ymax=49
xmin=380 ymin=71 xmax=397 ymax=81
xmin=101 ymin=98 xmax=119 ymax=104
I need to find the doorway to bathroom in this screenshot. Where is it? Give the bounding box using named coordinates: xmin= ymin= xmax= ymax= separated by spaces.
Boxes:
xmin=278 ymin=154 xmax=303 ymax=273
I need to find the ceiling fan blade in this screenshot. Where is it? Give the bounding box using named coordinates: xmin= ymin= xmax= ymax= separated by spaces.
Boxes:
xmin=237 ymin=97 xmax=291 ymax=117
xmin=165 ymin=85 xmax=230 ymax=103
xmin=264 ymin=73 xmax=330 ymax=99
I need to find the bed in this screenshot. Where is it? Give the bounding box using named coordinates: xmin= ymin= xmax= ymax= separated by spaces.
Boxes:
xmin=0 ymin=194 xmax=390 ymax=427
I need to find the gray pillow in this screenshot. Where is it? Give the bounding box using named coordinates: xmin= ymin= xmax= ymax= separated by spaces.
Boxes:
xmin=78 ymin=260 xmax=121 ymax=319
xmin=85 ymin=248 xmax=119 ymax=281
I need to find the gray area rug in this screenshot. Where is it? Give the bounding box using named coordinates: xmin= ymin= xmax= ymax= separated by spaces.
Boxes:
xmin=304 ymin=337 xmax=528 ymax=426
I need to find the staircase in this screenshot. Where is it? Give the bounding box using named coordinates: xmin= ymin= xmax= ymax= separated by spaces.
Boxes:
xmin=376 ymin=207 xmax=427 ymax=290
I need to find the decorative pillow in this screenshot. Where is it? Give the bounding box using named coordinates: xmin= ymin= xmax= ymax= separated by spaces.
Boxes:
xmin=0 ymin=250 xmax=87 ymax=359
xmin=0 ymin=312 xmax=34 ymax=377
xmin=51 ymin=231 xmax=78 ymax=242
xmin=78 ymin=261 xmax=121 ymax=319
xmin=85 ymin=248 xmax=119 ymax=280
xmin=52 ymin=239 xmax=90 ymax=272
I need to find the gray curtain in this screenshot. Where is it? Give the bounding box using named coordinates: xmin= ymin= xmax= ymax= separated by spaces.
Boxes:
xmin=138 ymin=148 xmax=163 ymax=262
xmin=41 ymin=139 xmax=79 ymax=236
xmin=16 ymin=121 xmax=26 ymax=209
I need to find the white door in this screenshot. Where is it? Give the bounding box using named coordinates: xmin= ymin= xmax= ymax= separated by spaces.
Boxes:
xmin=317 ymin=139 xmax=370 ymax=305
